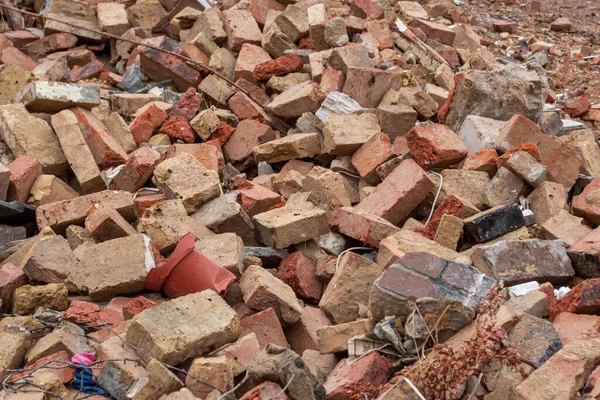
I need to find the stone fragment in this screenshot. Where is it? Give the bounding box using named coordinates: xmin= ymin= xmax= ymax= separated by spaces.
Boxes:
xmin=191 ymin=191 xmax=254 ymax=237
xmin=307 ymin=4 xmax=327 ymax=51
xmin=126 ymin=359 xmax=183 ymax=400
xmin=186 ymin=356 xmax=232 ymax=398
xmin=444 ymin=69 xmax=544 ymax=133
xmin=97 ymin=2 xmax=130 ymax=36
xmin=509 ymin=313 xmax=561 ymax=368
xmin=17 ymin=81 xmax=100 ymax=113
xmin=68 ymin=234 xmax=156 ymax=300
xmin=222 ymin=10 xmax=262 ymax=52
xmin=127 ymin=290 xmax=240 ymax=365
xmin=319 ymin=252 xmax=383 ymax=324
xmin=267 ymin=81 xmax=320 ymax=119
xmin=0 ymin=103 xmax=67 ymax=175
xmin=254 ymin=133 xmax=321 ymax=163
xmin=527 ymin=181 xmax=567 ymax=226
xmin=36 ymin=190 xmax=134 ymax=233
xmin=24 ymin=235 xmax=77 ymax=285
xmin=13 ymin=283 xmax=68 ymax=314
xmin=375 ymin=104 xmax=417 ymax=141
xmin=126 ymin=0 xmax=166 ymax=28
xmin=25 ymin=321 xmax=92 ymax=364
xmin=472 ymin=239 xmax=574 ymax=285
xmin=550 ymin=17 xmax=572 ymax=32
xmin=153 ymin=153 xmax=222 ymax=214
xmin=553 ymin=312 xmax=600 ymax=345
xmin=240 ymin=265 xmax=303 ymax=324
xmin=483 ymin=167 xmax=526 ymax=208
xmin=434 ymin=214 xmax=464 ymax=250
xmin=317 ymin=319 xmax=373 ymax=354
xmin=539 ymin=210 xmax=591 ymax=247
xmin=0 ymin=65 xmax=32 ymax=106
xmin=253 ymin=202 xmax=328 ymax=249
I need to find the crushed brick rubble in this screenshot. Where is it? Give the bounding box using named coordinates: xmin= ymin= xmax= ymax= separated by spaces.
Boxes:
xmin=1 ymin=0 xmax=600 ymax=398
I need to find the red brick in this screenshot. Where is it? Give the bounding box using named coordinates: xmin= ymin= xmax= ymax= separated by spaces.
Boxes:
xmin=552 ymin=312 xmax=600 ymax=345
xmin=318 ymin=67 xmax=345 ymax=99
xmin=573 ymin=178 xmax=600 ymax=224
xmin=350 ymin=0 xmax=383 ymax=20
xmin=463 ymin=147 xmax=498 ymax=178
xmin=409 ymin=18 xmax=456 ymax=45
xmin=123 ymin=296 xmax=160 ymax=319
xmin=140 ymin=48 xmax=202 ymax=91
xmin=329 ymin=206 xmax=401 ymax=247
xmin=210 ymin=121 xmax=236 ymax=146
xmin=355 ymin=158 xmax=435 ymax=225
xmin=492 ymin=20 xmax=518 ymax=34
xmin=72 ymin=107 xmax=128 ymax=169
xmin=9 ymin=351 xmax=73 ymax=384
xmin=564 ymin=96 xmax=591 ymax=117
xmin=0 ymin=263 xmax=27 ymax=313
xmin=249 ymin=0 xmax=284 ymax=25
xmin=69 ymin=60 xmax=106 ymax=82
xmin=6 ymin=156 xmax=42 ymax=203
xmin=234 ymin=43 xmax=272 ymax=83
xmin=377 ymin=264 xmax=437 ymax=299
xmin=4 ymin=30 xmax=39 ymax=48
xmin=351 ymin=132 xmax=393 ymax=180
xmin=252 ymin=54 xmax=304 ymax=82
xmin=498 ymin=114 xmax=582 ymax=189
xmin=364 ymin=19 xmax=393 ymax=49
xmin=110 ymin=146 xmax=163 ymax=192
xmin=277 ymin=251 xmax=323 ymax=304
xmin=169 ymin=87 xmax=201 ymax=121
xmin=284 ymin=306 xmax=331 ymax=355
xmin=36 ymin=190 xmax=135 ymax=233
xmin=63 ymin=300 xmax=100 ymax=325
xmin=235 ymin=78 xmax=272 ymax=107
xmin=1 ymin=47 xmax=37 ymax=71
xmin=166 ymin=143 xmax=220 ymax=175
xmin=406 ymin=123 xmax=468 ymax=169
xmin=228 ymin=91 xmax=267 ymax=122
xmin=238 ymin=180 xmax=281 ymax=218
xmin=413 ymin=194 xmax=477 ymax=239
xmin=180 ymin=43 xmax=210 ymax=68
xmin=129 ymin=104 xmax=169 ymax=144
xmin=240 ymin=381 xmax=288 ymax=400
xmin=241 ymin=307 xmax=290 ymax=348
xmin=159 ymin=116 xmax=195 ymax=144
xmin=223 ymin=119 xmax=275 ymax=166
xmin=549 ymin=279 xmax=600 ymax=320
xmin=85 ymin=203 xmax=137 ymax=242
xmin=495 ymin=143 xmax=542 ymax=168
xmin=323 ymin=352 xmax=392 ymax=400
xmin=134 ymin=192 xmax=168 ymax=217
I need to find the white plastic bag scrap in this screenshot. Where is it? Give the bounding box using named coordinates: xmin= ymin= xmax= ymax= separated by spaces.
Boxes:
xmin=555 ymin=286 xmax=571 ymax=300
xmin=508 ymin=281 xmax=540 ymax=297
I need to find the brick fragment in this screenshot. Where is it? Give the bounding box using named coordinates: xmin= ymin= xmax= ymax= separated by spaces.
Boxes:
xmin=109 ymin=146 xmax=162 ymax=192
xmin=140 ymin=48 xmax=201 ymax=91
xmin=85 ymin=203 xmax=137 ymax=242
xmin=6 ymin=156 xmax=42 ymax=203
xmin=130 ymin=104 xmax=169 ymax=144
xmin=222 ymin=10 xmax=262 ymax=52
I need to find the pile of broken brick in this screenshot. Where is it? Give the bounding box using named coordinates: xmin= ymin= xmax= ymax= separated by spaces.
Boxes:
xmin=2 ymin=0 xmax=600 ymax=398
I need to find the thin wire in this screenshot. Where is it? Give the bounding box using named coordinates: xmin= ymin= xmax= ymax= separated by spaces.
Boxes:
xmin=467 ymin=373 xmax=483 ymax=400
xmin=425 ymin=171 xmax=443 ymax=225
xmin=403 ymin=377 xmax=426 ymax=400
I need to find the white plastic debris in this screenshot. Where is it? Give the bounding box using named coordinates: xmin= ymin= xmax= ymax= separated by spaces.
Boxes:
xmin=555 ymin=286 xmax=571 ymax=300
xmin=508 ymin=281 xmax=540 ymax=297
